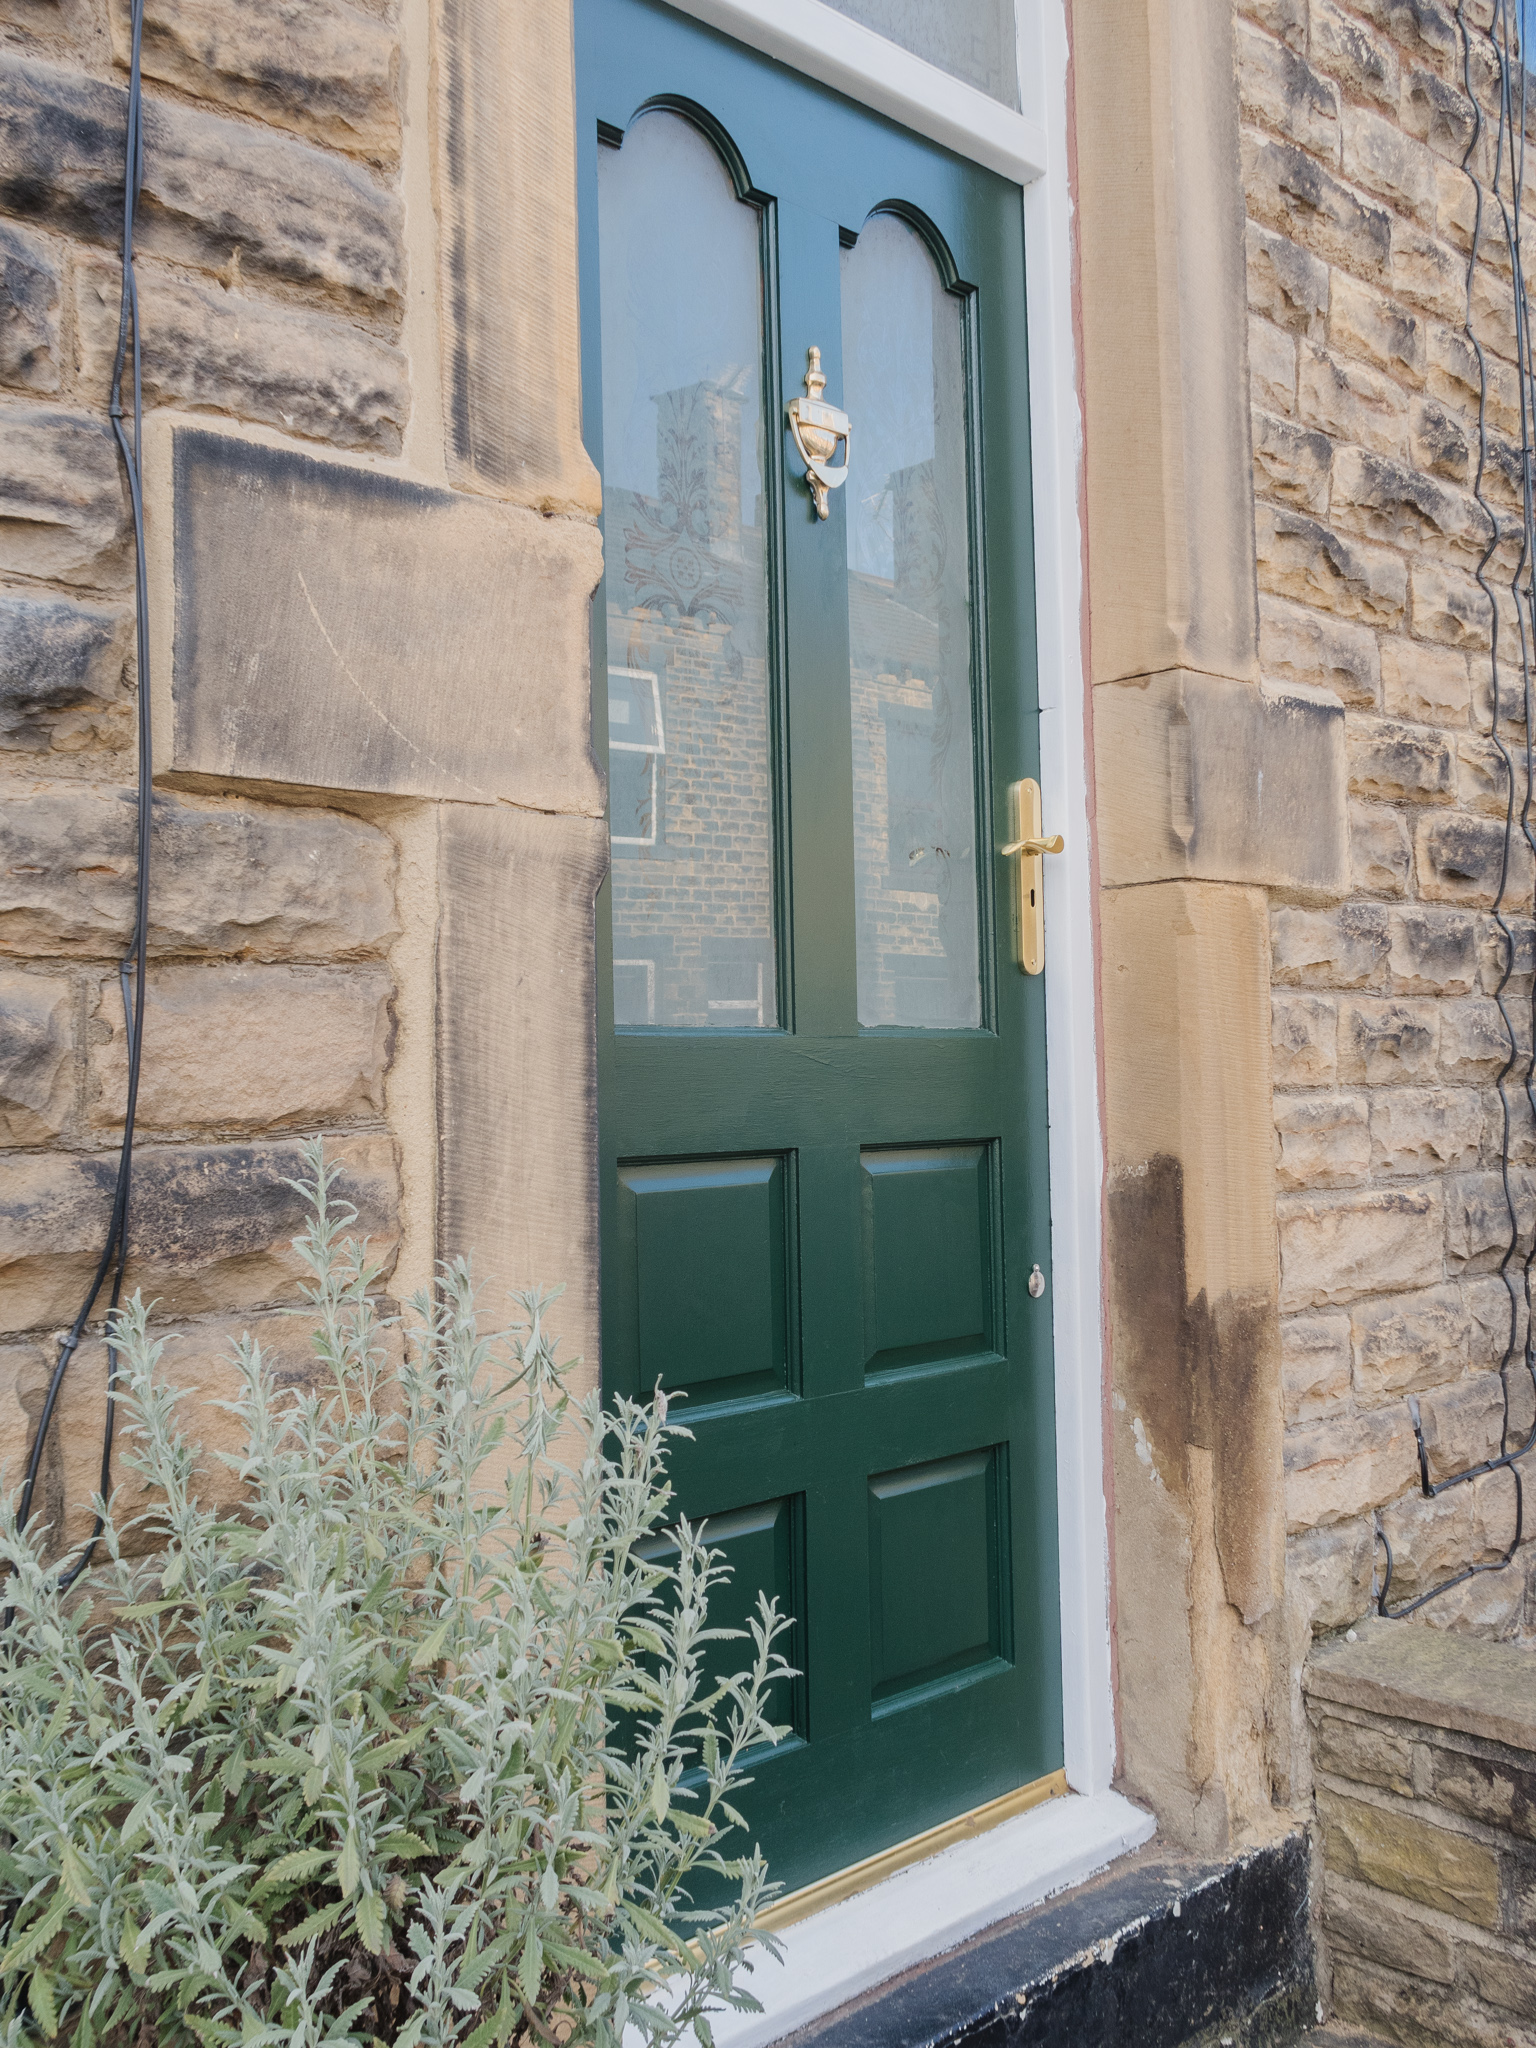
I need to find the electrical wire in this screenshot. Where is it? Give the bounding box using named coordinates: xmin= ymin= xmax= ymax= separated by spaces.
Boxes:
xmin=9 ymin=0 xmax=151 ymax=1607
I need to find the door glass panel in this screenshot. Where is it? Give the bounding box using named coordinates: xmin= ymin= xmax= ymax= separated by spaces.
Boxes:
xmin=597 ymin=111 xmax=778 ymax=1029
xmin=842 ymin=214 xmax=982 ymax=1030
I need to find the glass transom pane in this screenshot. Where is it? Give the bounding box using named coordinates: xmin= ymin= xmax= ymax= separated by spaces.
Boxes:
xmin=842 ymin=213 xmax=982 ymax=1030
xmin=597 ymin=110 xmax=778 ymax=1030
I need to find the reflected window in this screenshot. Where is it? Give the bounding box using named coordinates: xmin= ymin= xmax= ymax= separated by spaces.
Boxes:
xmin=597 ymin=111 xmax=779 ymax=1030
xmin=842 ymin=213 xmax=982 ymax=1030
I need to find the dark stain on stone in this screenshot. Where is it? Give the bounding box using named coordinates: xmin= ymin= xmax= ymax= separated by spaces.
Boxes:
xmin=1108 ymin=1154 xmax=1280 ymax=1624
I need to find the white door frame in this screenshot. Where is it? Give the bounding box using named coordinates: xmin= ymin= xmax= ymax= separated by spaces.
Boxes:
xmin=642 ymin=4 xmax=1141 ymax=2036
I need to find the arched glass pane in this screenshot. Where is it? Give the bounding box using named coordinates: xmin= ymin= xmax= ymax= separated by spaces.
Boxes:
xmin=842 ymin=214 xmax=981 ymax=1030
xmin=597 ymin=111 xmax=777 ymax=1030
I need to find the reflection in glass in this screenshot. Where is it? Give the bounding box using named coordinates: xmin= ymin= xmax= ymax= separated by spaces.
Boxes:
xmin=597 ymin=111 xmax=778 ymax=1029
xmin=842 ymin=213 xmax=982 ymax=1029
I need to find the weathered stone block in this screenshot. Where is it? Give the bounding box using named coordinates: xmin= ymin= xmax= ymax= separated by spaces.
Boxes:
xmin=1370 ymin=1086 xmax=1483 ymax=1176
xmin=1243 ymin=127 xmax=1393 ymax=277
xmin=1351 ymin=800 xmax=1412 ymax=894
xmin=75 ymin=256 xmax=409 ymax=452
xmin=1273 ymin=989 xmax=1338 ymax=1084
xmin=1287 ymin=1517 xmax=1375 ymax=1629
xmin=1319 ymin=1788 xmax=1500 ymax=1925
xmin=1252 ymin=406 xmax=1331 ymax=510
xmin=1331 ymin=1955 xmax=1500 ymax=2047
xmin=1461 ymin=1942 xmax=1536 ymax=2021
xmin=1311 ymin=0 xmax=1401 ymax=107
xmin=1341 ymin=104 xmax=1438 ymax=228
xmin=1247 ymin=219 xmax=1330 ymax=332
xmin=1429 ymin=321 xmax=1521 ymax=436
xmin=88 ymin=963 xmax=393 ymax=1131
xmin=1259 ymin=594 xmax=1379 ymax=707
xmin=0 ymin=1134 xmax=398 ymax=1334
xmin=1249 ymin=316 xmax=1297 ymax=416
xmin=1431 ymin=1746 xmax=1536 ymax=1845
xmin=0 ymin=55 xmax=403 ymax=309
xmin=0 ymin=969 xmax=71 ymax=1142
xmin=149 ymin=426 xmax=605 ymax=816
xmin=1340 ymin=995 xmax=1439 ymax=1081
xmin=1352 ymin=1282 xmax=1473 ymax=1396
xmin=1409 ymin=394 xmax=1472 ymax=483
xmin=1441 ymin=997 xmax=1517 ymax=1080
xmin=1417 ymin=811 xmax=1534 ymax=908
xmin=108 ymin=0 xmax=401 ymax=162
xmin=1349 ymin=719 xmax=1456 ymax=802
xmin=1418 ymin=1370 xmax=1505 ymax=1478
xmin=1281 ymin=1310 xmax=1352 ymax=1421
xmin=1457 ymin=735 xmax=1521 ymax=817
xmin=1323 ymin=1870 xmax=1455 ymax=1979
xmin=0 ymin=786 xmax=398 ymax=960
xmin=1413 ymin=560 xmax=1496 ymax=649
xmin=1278 ymin=1182 xmax=1444 ymax=1310
xmin=1273 ymin=903 xmax=1390 ymax=987
xmin=1402 ymin=63 xmax=1473 ymax=162
xmin=0 ymin=401 xmax=127 ymax=584
xmin=1299 ymin=341 xmax=1408 ymax=456
xmin=1331 ymin=272 xmax=1427 ymax=386
xmin=1256 ymin=502 xmax=1408 ymax=624
xmin=1237 ymin=19 xmax=1340 ymax=157
xmin=1378 ymin=1487 xmax=1477 ymax=1604
xmin=1314 ymin=1704 xmax=1418 ymax=1792
xmin=1446 ymin=1169 xmax=1536 ymax=1272
xmin=0 ymin=219 xmax=59 ymax=392
xmin=1095 ymin=668 xmax=1348 ymax=894
xmin=1276 ymin=1091 xmax=1371 ymax=1188
xmin=1465 ymin=1272 xmax=1525 ymax=1372
xmin=1389 ymin=906 xmax=1478 ymax=994
xmin=1285 ymin=1404 xmax=1416 ymax=1526
xmin=1392 ymin=222 xmax=1469 ymax=323
xmin=0 ymin=593 xmax=130 ymax=753
xmin=1332 ymin=444 xmax=1478 ymax=551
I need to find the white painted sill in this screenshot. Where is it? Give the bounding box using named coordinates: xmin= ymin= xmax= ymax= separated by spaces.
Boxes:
xmin=709 ymin=1790 xmax=1157 ymax=2048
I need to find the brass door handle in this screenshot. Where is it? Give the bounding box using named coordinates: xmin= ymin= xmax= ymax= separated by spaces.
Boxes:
xmin=1003 ymin=779 xmax=1062 ymax=976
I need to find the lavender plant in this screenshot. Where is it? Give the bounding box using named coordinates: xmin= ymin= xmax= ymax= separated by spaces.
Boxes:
xmin=0 ymin=1141 xmax=792 ymax=2047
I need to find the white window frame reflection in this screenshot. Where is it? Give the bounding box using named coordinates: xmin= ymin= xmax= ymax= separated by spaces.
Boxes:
xmin=607 ymin=667 xmax=666 ymax=848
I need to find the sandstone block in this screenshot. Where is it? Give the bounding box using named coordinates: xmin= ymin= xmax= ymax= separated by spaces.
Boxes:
xmin=1378 ymin=1485 xmax=1476 ymax=1601
xmin=1465 ymin=1272 xmax=1525 ymax=1372
xmin=0 ymin=55 xmax=403 ymax=310
xmin=1299 ymin=341 xmax=1407 ymax=457
xmin=1242 ymin=128 xmax=1392 ymax=277
xmin=1256 ymin=503 xmax=1408 ymax=624
xmin=1441 ymin=997 xmax=1518 ymax=1081
xmin=1417 ymin=810 xmax=1534 ymax=908
xmin=1475 ymin=915 xmax=1535 ymax=995
xmin=1352 ymin=1282 xmax=1473 ymax=1396
xmin=0 ymin=969 xmax=71 ymax=1142
xmin=1331 ymin=271 xmax=1428 ymax=385
xmin=0 ymin=401 xmax=128 ymax=585
xmin=1259 ymin=594 xmax=1379 ymax=707
xmin=1472 ymin=266 xmax=1518 ymax=365
xmin=1428 ymin=321 xmax=1521 ymax=436
xmin=1319 ymin=1788 xmax=1500 ymax=1925
xmin=1311 ymin=0 xmax=1401 ymax=107
xmin=1274 ymin=990 xmax=1339 ymax=1084
xmin=89 ymin=963 xmax=393 ymax=1132
xmin=1246 ymin=0 xmax=1307 ymax=44
xmin=1287 ymin=1517 xmax=1375 ymax=1629
xmin=1276 ymin=1091 xmax=1371 ymax=1189
xmin=1461 ymin=1943 xmax=1536 ymax=2021
xmin=1340 ymin=995 xmax=1439 ymax=1081
xmin=1249 ymin=316 xmax=1297 ymax=416
xmin=1278 ymin=1182 xmax=1444 ymax=1310
xmin=1349 ymin=719 xmax=1456 ymax=802
xmin=1314 ymin=1707 xmax=1418 ymax=1795
xmin=1392 ymin=222 xmax=1469 ymax=324
xmin=1285 ymin=1404 xmax=1417 ymax=1526
xmin=1472 ymin=644 xmax=1529 ymax=733
xmin=1237 ymin=19 xmax=1341 ymax=158
xmin=1341 ymin=103 xmax=1438 ymax=228
xmin=1473 ymin=1461 xmax=1525 ymax=1558
xmin=1323 ymin=1871 xmax=1455 ymax=1981
xmin=1330 ymin=1955 xmax=1500 ymax=2048
xmin=0 ymin=592 xmax=130 ymax=753
xmin=1247 ymin=219 xmax=1330 ymax=332
xmin=0 ymin=219 xmax=59 ymax=392
xmin=1351 ymin=801 xmax=1412 ymax=894
xmin=0 ymin=1134 xmax=398 ymax=1334
xmin=1370 ymin=1085 xmax=1483 ymax=1176
xmin=1252 ymin=406 xmax=1331 ymax=510
xmin=1409 ymin=394 xmax=1471 ymax=484
xmin=1431 ymin=1746 xmax=1536 ymax=1844
xmin=75 ymin=256 xmax=409 ymax=452
xmin=1380 ymin=634 xmax=1470 ymax=724
xmin=1389 ymin=906 xmax=1478 ymax=994
xmin=1273 ymin=903 xmax=1391 ymax=987
xmin=1332 ymin=444 xmax=1478 ymax=552
xmin=1446 ymin=1168 xmax=1536 ymax=1272
xmin=1456 ymin=735 xmax=1521 ymax=818
xmin=1418 ymin=1371 xmax=1506 ymax=1480
xmin=0 ymin=787 xmax=399 ymax=960
xmin=1282 ymin=1311 xmax=1352 ymax=1421
xmin=109 ymin=0 xmax=401 ymax=163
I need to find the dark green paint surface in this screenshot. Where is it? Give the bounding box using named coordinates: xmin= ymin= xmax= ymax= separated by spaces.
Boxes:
xmin=577 ymin=0 xmax=1061 ymax=1897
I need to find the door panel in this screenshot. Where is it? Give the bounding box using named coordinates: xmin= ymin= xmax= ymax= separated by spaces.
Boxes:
xmin=577 ymin=0 xmax=1061 ymax=1900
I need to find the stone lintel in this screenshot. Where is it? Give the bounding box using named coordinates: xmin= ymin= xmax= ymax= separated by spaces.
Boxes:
xmin=1094 ymin=667 xmax=1348 ymax=899
xmin=145 ymin=418 xmax=604 ymax=814
xmin=1307 ymin=1616 xmax=1536 ymax=1753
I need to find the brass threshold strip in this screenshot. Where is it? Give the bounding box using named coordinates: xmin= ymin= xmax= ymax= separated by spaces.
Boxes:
xmin=754 ymin=1768 xmax=1071 ymax=1935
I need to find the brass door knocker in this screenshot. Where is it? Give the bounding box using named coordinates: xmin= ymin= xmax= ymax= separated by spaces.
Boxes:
xmin=786 ymin=345 xmax=851 ymax=518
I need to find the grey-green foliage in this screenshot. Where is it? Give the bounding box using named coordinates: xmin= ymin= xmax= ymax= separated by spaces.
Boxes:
xmin=0 ymin=1140 xmax=793 ymax=2048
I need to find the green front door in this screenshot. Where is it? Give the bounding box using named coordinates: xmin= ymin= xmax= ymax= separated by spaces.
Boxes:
xmin=578 ymin=0 xmax=1062 ymax=1900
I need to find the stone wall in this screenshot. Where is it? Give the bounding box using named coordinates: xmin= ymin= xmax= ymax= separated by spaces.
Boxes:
xmin=1235 ymin=0 xmax=1536 ymax=1642
xmin=1307 ymin=1618 xmax=1536 ymax=2042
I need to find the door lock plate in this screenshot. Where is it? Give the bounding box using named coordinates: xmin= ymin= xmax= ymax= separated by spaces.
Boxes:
xmin=1002 ymin=779 xmax=1063 ymax=976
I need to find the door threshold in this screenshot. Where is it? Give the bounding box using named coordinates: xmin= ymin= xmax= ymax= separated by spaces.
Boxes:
xmin=711 ymin=1787 xmax=1156 ymax=2048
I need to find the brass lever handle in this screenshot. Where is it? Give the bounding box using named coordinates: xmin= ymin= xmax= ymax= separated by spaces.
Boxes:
xmin=1004 ymin=779 xmax=1062 ymax=976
